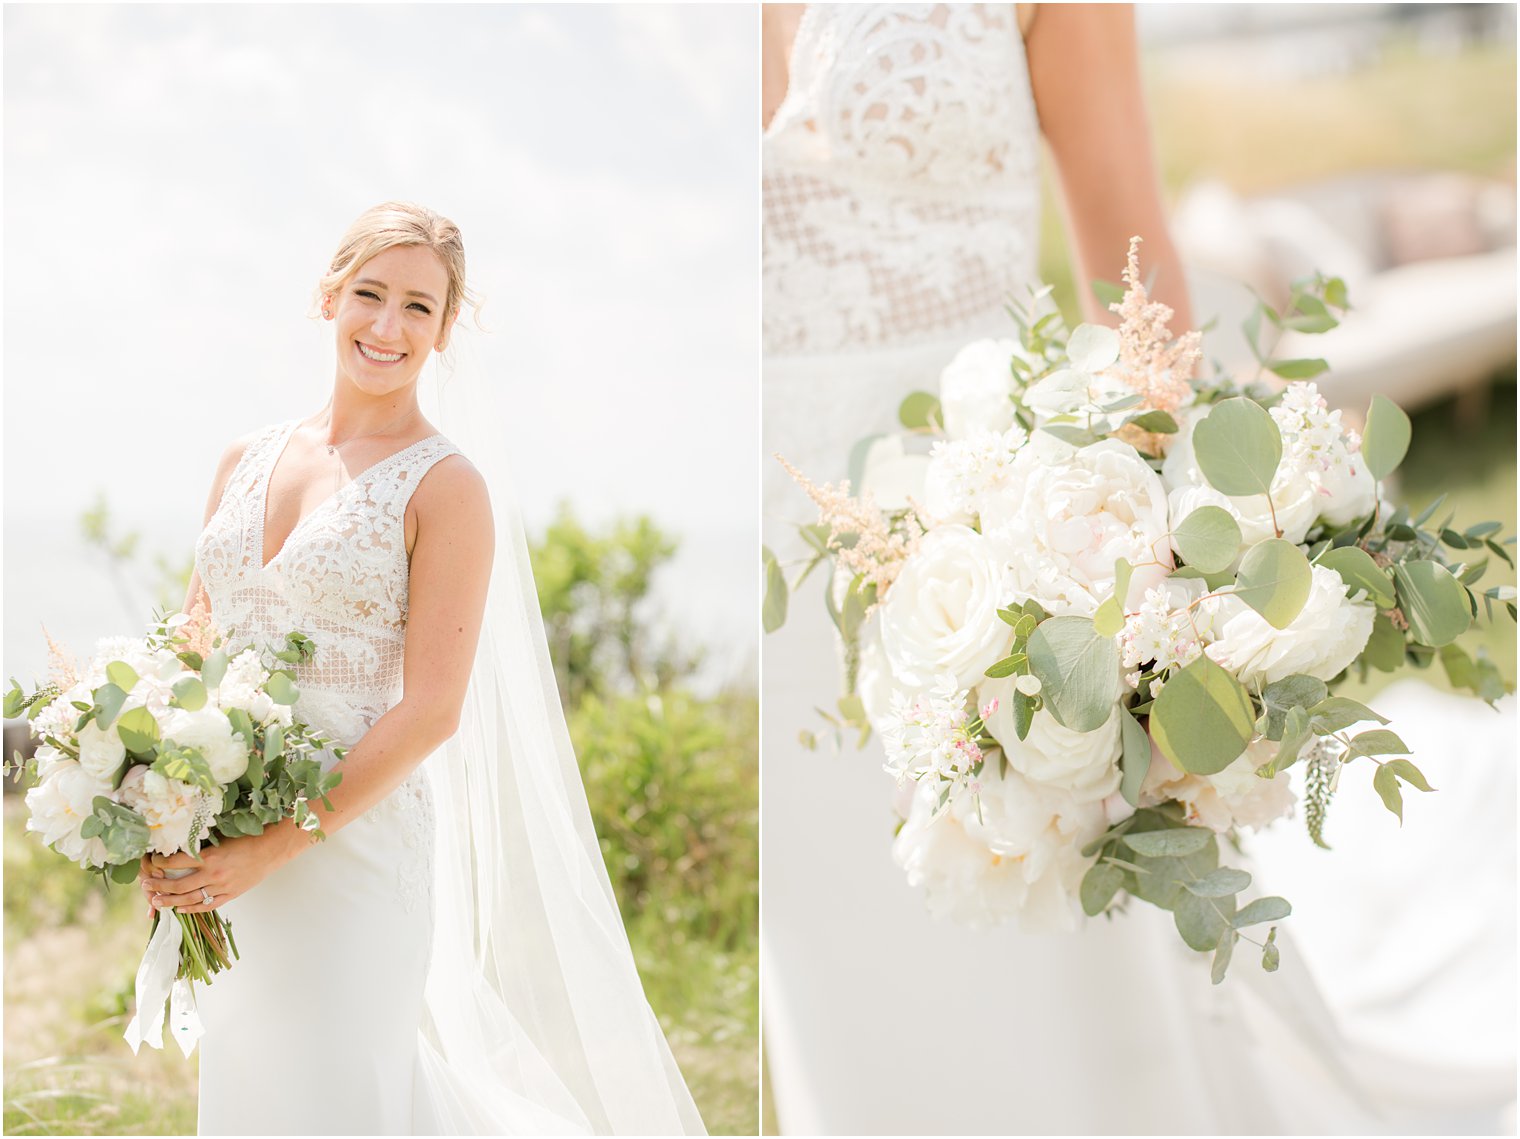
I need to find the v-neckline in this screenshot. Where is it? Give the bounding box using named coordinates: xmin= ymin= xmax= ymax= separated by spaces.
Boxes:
xmin=255 ymin=420 xmax=443 ymax=572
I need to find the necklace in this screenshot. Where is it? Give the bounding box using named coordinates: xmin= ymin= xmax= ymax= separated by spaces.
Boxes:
xmin=322 ymin=408 xmax=417 ymax=456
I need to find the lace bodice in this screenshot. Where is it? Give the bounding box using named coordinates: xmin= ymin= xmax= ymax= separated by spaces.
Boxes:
xmin=763 ymin=3 xmax=1042 ymax=356
xmin=195 ymin=421 xmax=460 ymax=752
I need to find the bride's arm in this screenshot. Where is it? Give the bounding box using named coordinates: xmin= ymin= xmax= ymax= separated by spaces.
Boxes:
xmin=146 ymin=455 xmax=494 ymax=913
xmin=1025 ymin=3 xmax=1193 ymax=329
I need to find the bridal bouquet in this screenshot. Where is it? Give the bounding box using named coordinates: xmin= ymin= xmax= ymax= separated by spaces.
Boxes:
xmin=765 ymin=238 xmax=1515 ymax=981
xmin=5 ymin=609 xmax=344 ymax=1052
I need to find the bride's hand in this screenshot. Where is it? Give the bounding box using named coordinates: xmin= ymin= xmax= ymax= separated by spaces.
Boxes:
xmin=139 ymin=826 xmax=302 ymax=915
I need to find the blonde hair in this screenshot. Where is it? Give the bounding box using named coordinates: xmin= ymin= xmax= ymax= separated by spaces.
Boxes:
xmin=317 ymin=201 xmax=479 ymax=325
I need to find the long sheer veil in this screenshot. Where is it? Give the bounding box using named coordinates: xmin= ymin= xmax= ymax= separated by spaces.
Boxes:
xmin=415 ymin=330 xmax=706 ymax=1135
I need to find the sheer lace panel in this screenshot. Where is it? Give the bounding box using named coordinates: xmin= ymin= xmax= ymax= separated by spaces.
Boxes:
xmin=195 ymin=422 xmax=461 ymax=752
xmin=763 ymin=3 xmax=1042 ymax=355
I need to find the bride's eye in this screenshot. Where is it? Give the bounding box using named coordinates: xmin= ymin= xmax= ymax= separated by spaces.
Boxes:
xmin=355 ymin=289 xmax=380 ymax=301
xmin=408 ymin=302 xmax=432 ymax=315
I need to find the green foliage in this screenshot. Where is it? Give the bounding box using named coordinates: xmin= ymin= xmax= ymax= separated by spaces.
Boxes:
xmin=897 ymin=391 xmax=942 ymax=432
xmin=1024 ymin=616 xmax=1119 ymax=733
xmin=1150 ymin=655 xmax=1255 ymax=775
xmin=1233 ymin=539 xmax=1312 ymax=629
xmin=1317 ymin=546 xmax=1396 ymax=608
xmin=1304 ymin=746 xmax=1338 ymax=849
xmin=529 ymin=505 xmax=695 ymax=707
xmin=1362 ymin=394 xmax=1412 ymax=481
xmin=1173 ymin=506 xmax=1242 ymax=574
xmin=1192 ymin=397 xmax=1282 ymax=498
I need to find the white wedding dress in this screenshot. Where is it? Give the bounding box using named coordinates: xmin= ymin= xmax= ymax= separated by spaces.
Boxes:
xmin=762 ymin=6 xmax=1514 ymax=1135
xmin=192 ymin=417 xmax=706 ymax=1135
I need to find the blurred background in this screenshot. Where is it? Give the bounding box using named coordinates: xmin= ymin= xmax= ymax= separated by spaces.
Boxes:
xmin=762 ymin=2 xmax=1516 ymax=1131
xmin=4 ymin=5 xmax=757 ymax=1134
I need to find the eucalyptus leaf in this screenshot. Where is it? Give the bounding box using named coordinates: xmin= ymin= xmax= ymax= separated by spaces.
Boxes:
xmin=1308 ymin=696 xmax=1388 ymax=733
xmin=115 ymin=705 xmax=161 ymax=754
xmin=1232 ymin=895 xmax=1291 ymax=928
xmin=1317 ymin=546 xmax=1395 ymax=608
xmin=1175 ymin=888 xmax=1235 ymax=951
xmin=1265 ymin=357 xmax=1329 ymax=380
xmin=1362 ymin=394 xmax=1411 ymax=481
xmin=172 ymin=676 xmax=208 ymax=712
xmin=1080 ymin=861 xmax=1124 ymax=916
xmin=105 ymin=661 xmax=139 ymax=692
xmin=1185 ymin=867 xmax=1252 ymax=898
xmin=1364 ymin=613 xmax=1406 ymax=672
xmin=1270 ymin=706 xmax=1312 ymax=775
xmin=201 ymin=649 xmax=229 ymax=691
xmin=1025 ymin=617 xmax=1120 ymax=733
xmin=898 ymin=391 xmax=942 ymax=432
xmin=1124 ymin=827 xmax=1213 ymax=857
xmin=1012 ymin=689 xmax=1035 ymax=741
xmin=1261 ymin=675 xmax=1328 ymax=740
xmin=1193 ymin=397 xmax=1282 ymax=498
xmin=1212 ymin=932 xmax=1236 ymax=984
xmin=1347 ymin=729 xmax=1410 ymax=758
xmin=1233 ymin=539 xmax=1313 ymax=630
xmin=1066 ymin=323 xmax=1121 ymax=372
xmin=1118 ymin=708 xmax=1150 ymax=808
xmin=1092 ymin=597 xmax=1124 ymax=638
xmin=93 ymin=683 xmax=129 ymax=731
xmin=1173 ymin=506 xmax=1242 ymax=574
xmin=762 ymin=547 xmax=788 ymax=634
xmin=1150 ymin=655 xmax=1255 ymax=775
xmin=265 ymin=671 xmax=300 ymax=707
xmin=1392 ymin=561 xmax=1471 ymax=647
xmin=1126 ymin=409 xmax=1180 ymax=434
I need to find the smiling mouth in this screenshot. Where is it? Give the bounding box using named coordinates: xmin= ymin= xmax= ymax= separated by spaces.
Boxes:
xmin=357 ymin=341 xmax=405 ymax=364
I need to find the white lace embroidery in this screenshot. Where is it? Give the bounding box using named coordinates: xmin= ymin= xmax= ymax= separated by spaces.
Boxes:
xmin=763 ymin=3 xmax=1042 ymax=356
xmin=196 ymin=421 xmax=458 ymax=910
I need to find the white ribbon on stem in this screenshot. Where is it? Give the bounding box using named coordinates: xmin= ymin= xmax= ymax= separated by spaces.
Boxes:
xmin=123 ymin=866 xmax=205 ymax=1058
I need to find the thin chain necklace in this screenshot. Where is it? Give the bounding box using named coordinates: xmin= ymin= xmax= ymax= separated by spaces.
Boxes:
xmin=322 ymin=407 xmax=417 ymax=457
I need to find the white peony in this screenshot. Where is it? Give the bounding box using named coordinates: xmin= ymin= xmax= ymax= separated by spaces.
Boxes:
xmin=161 ymin=706 xmax=250 ymax=784
xmin=1204 ymin=564 xmax=1376 ymax=685
xmin=938 ymin=339 xmax=1025 ymax=440
xmin=1141 ymin=737 xmax=1295 ymax=833
xmin=75 ymin=718 xmax=128 ymax=782
xmin=989 ymin=434 xmax=1173 ymax=617
xmin=24 ymin=758 xmax=111 ymax=868
xmin=119 ymin=765 xmax=214 ymax=857
xmin=878 ymin=525 xmax=1012 ymax=690
xmin=892 ymin=765 xmax=1108 ymax=932
xmin=1311 ymin=456 xmax=1376 ymax=529
xmin=980 ymin=678 xmax=1123 ymax=803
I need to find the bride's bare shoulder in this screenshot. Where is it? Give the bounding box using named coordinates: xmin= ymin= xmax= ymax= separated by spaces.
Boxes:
xmin=412 ymin=452 xmax=491 ymax=519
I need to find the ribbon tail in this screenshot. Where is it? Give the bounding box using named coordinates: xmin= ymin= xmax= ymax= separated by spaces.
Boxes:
xmin=169 ymin=976 xmax=205 ymax=1058
xmin=122 ymin=914 xmax=184 ymax=1055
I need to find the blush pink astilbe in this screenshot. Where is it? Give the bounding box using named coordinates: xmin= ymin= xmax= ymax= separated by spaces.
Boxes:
xmin=1108 ymin=236 xmax=1200 ymax=415
xmin=777 ymin=455 xmax=921 ymax=600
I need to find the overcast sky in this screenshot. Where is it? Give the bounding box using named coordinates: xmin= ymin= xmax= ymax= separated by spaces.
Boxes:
xmin=3 ymin=4 xmax=758 ymax=687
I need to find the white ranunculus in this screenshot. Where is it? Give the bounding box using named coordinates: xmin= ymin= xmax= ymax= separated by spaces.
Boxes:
xmin=938 ymin=339 xmax=1024 ymax=440
xmin=893 ymin=766 xmax=1108 ymax=931
xmin=161 ymin=707 xmax=250 ymax=784
xmin=25 ymin=759 xmax=111 ymax=867
xmin=119 ymin=766 xmax=213 ymax=857
xmin=989 ymin=434 xmax=1173 ymax=617
xmin=980 ymin=678 xmax=1123 ymax=803
xmin=1205 ymin=564 xmax=1376 ymax=685
xmin=1141 ymin=737 xmax=1295 ymax=833
xmin=857 ymin=436 xmax=930 ymax=510
xmin=878 ymin=525 xmax=1012 ymax=690
xmin=75 ymin=718 xmax=128 ymax=782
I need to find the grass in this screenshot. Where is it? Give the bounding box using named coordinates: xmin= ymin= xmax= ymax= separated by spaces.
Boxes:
xmin=3 ymin=789 xmax=759 ymax=1135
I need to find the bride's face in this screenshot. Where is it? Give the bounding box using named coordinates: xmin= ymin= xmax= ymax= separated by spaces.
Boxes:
xmin=326 ymin=244 xmax=453 ymax=397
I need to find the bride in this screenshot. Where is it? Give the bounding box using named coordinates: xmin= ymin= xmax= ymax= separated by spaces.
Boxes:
xmin=763 ymin=5 xmax=1511 ymax=1134
xmin=139 ymin=201 xmax=706 ymax=1136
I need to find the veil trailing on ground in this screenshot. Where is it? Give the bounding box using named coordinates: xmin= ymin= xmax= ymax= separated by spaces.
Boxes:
xmin=416 ymin=331 xmax=706 ymax=1135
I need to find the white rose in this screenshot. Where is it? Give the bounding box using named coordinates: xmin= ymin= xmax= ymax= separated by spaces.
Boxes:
xmin=878 ymin=525 xmax=1012 ymax=690
xmin=1205 ymin=564 xmax=1376 ymax=685
xmin=75 ymin=718 xmax=127 ymax=782
xmin=980 ymin=679 xmax=1123 ymax=803
xmin=989 ymin=434 xmax=1173 ymax=617
xmin=161 ymin=706 xmax=250 ymax=784
xmin=1141 ymin=737 xmax=1295 ymax=833
xmin=894 ymin=766 xmax=1108 ymax=932
xmin=24 ymin=758 xmax=111 ymax=867
xmin=119 ymin=766 xmax=213 ymax=857
xmin=938 ymin=339 xmax=1024 ymax=440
